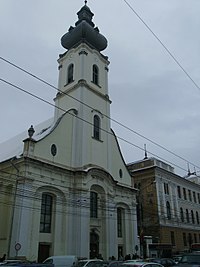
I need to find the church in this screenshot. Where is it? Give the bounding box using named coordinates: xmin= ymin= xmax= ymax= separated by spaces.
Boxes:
xmin=0 ymin=2 xmax=138 ymax=262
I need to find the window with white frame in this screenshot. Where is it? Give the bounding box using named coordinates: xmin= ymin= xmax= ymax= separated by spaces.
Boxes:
xmin=40 ymin=193 xmax=53 ymax=233
xmin=93 ymin=115 xmax=101 ymax=140
xmin=90 ymin=191 xmax=98 ymax=218
xmin=67 ymin=63 xmax=74 ymax=84
xmin=92 ymin=64 xmax=99 ymax=85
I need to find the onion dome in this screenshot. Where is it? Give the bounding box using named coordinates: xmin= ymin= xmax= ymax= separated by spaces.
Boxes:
xmin=61 ymin=2 xmax=107 ymax=51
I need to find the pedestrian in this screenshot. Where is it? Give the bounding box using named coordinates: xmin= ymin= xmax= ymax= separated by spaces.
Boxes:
xmin=0 ymin=254 xmax=6 ymax=262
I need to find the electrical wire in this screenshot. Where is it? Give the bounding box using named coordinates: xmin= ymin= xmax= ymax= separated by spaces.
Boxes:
xmin=0 ymin=57 xmax=200 ymax=175
xmin=1 ymin=169 xmax=200 ymax=226
xmin=122 ymin=0 xmax=200 ymax=92
xmin=0 ymin=76 xmax=194 ymax=174
xmin=0 ymin=56 xmax=200 ymax=174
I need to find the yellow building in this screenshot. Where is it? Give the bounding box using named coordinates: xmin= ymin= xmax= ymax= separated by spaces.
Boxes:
xmin=128 ymin=157 xmax=200 ymax=257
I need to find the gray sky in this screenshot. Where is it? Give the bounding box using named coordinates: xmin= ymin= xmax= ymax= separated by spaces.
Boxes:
xmin=0 ymin=0 xmax=200 ymax=176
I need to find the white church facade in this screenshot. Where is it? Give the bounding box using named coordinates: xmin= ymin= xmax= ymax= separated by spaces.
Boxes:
xmin=0 ymin=3 xmax=138 ymax=262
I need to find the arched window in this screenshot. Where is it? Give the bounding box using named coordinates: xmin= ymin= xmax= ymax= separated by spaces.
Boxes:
xmin=40 ymin=193 xmax=53 ymax=233
xmin=93 ymin=115 xmax=100 ymax=140
xmin=180 ymin=207 xmax=184 ymax=222
xmin=166 ymin=201 xmax=171 ymax=220
xmin=67 ymin=64 xmax=74 ymax=84
xmin=92 ymin=64 xmax=99 ymax=85
xmin=196 ymin=211 xmax=199 ymax=224
xmin=117 ymin=208 xmax=123 ymax=238
xmin=90 ymin=191 xmax=98 ymax=218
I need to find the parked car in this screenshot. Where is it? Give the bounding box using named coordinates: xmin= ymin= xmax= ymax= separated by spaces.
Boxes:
xmin=0 ymin=259 xmax=31 ymax=266
xmin=43 ymin=255 xmax=78 ymax=267
xmin=119 ymin=261 xmax=164 ymax=267
xmin=107 ymin=261 xmax=123 ymax=267
xmin=76 ymin=259 xmax=104 ymax=267
xmin=177 ymin=253 xmax=200 ymax=267
xmin=124 ymin=261 xmax=144 ymax=264
xmin=151 ymin=258 xmax=176 ymax=267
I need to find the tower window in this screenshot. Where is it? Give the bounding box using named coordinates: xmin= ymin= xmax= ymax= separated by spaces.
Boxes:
xmin=67 ymin=63 xmax=74 ymax=84
xmin=92 ymin=64 xmax=99 ymax=85
xmin=40 ymin=193 xmax=53 ymax=233
xmin=93 ymin=115 xmax=100 ymax=140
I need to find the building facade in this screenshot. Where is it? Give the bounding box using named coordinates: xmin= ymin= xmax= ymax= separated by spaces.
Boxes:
xmin=0 ymin=3 xmax=138 ymax=262
xmin=128 ymin=157 xmax=200 ymax=257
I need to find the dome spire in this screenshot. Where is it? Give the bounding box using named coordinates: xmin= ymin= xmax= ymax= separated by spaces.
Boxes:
xmin=61 ymin=2 xmax=107 ymax=51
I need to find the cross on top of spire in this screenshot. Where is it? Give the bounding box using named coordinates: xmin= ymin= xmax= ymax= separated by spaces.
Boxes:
xmin=84 ymin=0 xmax=87 ymax=5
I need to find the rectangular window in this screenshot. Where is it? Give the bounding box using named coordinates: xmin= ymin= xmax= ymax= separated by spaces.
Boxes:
xmin=90 ymin=192 xmax=98 ymax=218
xmin=177 ymin=186 xmax=181 ymax=198
xmin=188 ymin=190 xmax=192 ymax=201
xmin=40 ymin=193 xmax=53 ymax=233
xmin=171 ymin=231 xmax=175 ymax=246
xmin=117 ymin=208 xmax=123 ymax=238
xmin=193 ymin=192 xmax=197 ymax=203
xmin=183 ymin=233 xmax=187 ymax=246
xmin=164 ymin=183 xmax=169 ymax=195
xmin=198 ymin=193 xmax=200 ymax=204
xmin=183 ymin=188 xmax=187 ymax=200
xmin=186 ymin=209 xmax=190 ymax=223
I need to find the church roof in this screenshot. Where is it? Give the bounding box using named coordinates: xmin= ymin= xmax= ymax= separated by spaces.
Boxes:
xmin=61 ymin=2 xmax=107 ymax=51
xmin=0 ymin=118 xmax=54 ymax=162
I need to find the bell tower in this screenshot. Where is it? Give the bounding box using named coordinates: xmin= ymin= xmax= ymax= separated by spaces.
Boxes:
xmin=53 ymin=2 xmax=113 ymax=168
xmin=54 ymin=2 xmax=110 ymax=122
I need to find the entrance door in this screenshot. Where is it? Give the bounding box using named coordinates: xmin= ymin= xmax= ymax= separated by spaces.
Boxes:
xmin=38 ymin=243 xmax=50 ymax=263
xmin=90 ymin=232 xmax=99 ymax=259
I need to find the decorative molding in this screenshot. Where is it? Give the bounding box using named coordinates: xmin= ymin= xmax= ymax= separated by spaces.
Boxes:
xmin=91 ymin=109 xmax=104 ymax=118
xmin=79 ymin=50 xmax=88 ymax=56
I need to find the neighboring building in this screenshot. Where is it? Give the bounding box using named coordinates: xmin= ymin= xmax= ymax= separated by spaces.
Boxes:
xmin=128 ymin=157 xmax=200 ymax=258
xmin=0 ymin=3 xmax=138 ymax=262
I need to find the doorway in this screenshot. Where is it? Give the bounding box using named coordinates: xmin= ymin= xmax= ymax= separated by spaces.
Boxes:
xmin=90 ymin=232 xmax=99 ymax=259
xmin=38 ymin=243 xmax=51 ymax=263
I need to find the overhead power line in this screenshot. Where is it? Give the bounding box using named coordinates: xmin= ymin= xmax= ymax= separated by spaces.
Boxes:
xmin=0 ymin=76 xmax=194 ymax=174
xmin=122 ymin=0 xmax=200 ymax=92
xmin=0 ymin=56 xmax=200 ymax=174
xmin=1 ymin=169 xmax=200 ymax=232
xmin=0 ymin=170 xmax=199 ymax=226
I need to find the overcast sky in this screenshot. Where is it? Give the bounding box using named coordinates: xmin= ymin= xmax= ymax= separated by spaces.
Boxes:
xmin=0 ymin=0 xmax=200 ymax=176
